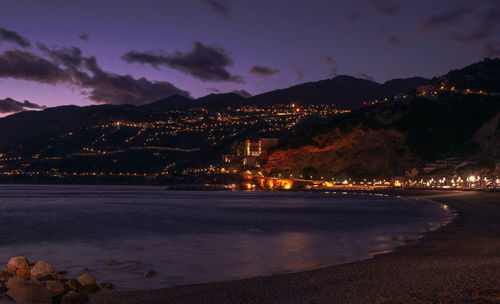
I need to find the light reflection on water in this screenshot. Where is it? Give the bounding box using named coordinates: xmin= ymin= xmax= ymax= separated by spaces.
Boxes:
xmin=0 ymin=185 xmax=452 ymax=290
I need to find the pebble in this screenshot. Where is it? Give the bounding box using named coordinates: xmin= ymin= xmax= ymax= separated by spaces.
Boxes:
xmin=45 ymin=280 xmax=65 ymax=297
xmin=61 ymin=291 xmax=84 ymax=304
xmin=144 ymin=270 xmax=157 ymax=278
xmin=7 ymin=256 xmax=29 ymax=273
xmin=30 ymin=260 xmax=55 ymax=277
xmin=6 ymin=278 xmax=51 ymax=304
xmin=98 ymin=282 xmax=114 ymax=291
xmin=77 ymin=273 xmax=97 ymax=286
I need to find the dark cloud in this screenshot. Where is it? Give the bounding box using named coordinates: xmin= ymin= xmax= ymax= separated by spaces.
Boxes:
xmin=206 ymin=87 xmax=221 ymax=93
xmin=296 ymin=68 xmax=305 ymax=81
xmin=74 ymin=56 xmax=191 ymax=105
xmin=419 ymin=7 xmax=473 ymax=31
xmin=122 ymin=41 xmax=243 ymax=83
xmin=231 ymin=89 xmax=252 ymax=98
xmin=0 ymin=47 xmax=190 ymax=105
xmin=354 ymin=71 xmax=376 ymax=82
xmin=368 ymin=0 xmax=404 ymax=16
xmin=0 ymin=27 xmax=31 ymax=48
xmin=321 ymin=56 xmax=338 ymax=77
xmin=348 ymin=13 xmax=362 ymax=21
xmin=0 ymin=97 xmax=46 ymax=114
xmin=37 ymin=43 xmax=84 ymax=68
xmin=388 ymin=35 xmax=402 ymax=45
xmin=419 ymin=4 xmax=500 ymax=59
xmin=78 ymin=33 xmax=90 ymax=41
xmin=200 ymin=0 xmax=229 ymax=16
xmin=0 ymin=50 xmax=70 ymax=84
xmin=248 ymin=65 xmax=280 ymax=78
xmin=483 ymin=41 xmax=500 ymax=57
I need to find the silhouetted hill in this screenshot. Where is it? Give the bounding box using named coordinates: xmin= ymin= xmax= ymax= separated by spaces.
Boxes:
xmin=196 ymin=93 xmax=246 ymax=108
xmin=439 ymin=58 xmax=500 ymax=92
xmin=246 ymin=76 xmax=430 ymax=108
xmin=138 ymin=95 xmax=196 ymax=111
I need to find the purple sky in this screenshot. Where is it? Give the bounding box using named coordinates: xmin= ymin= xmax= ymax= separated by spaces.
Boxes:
xmin=0 ymin=0 xmax=499 ymax=114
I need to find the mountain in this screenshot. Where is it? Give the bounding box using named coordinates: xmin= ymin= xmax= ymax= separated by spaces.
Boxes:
xmin=438 ymin=58 xmax=500 ymax=92
xmin=138 ymin=95 xmax=196 ymax=111
xmin=196 ymin=93 xmax=246 ymax=108
xmin=261 ymin=59 xmax=500 ymax=178
xmin=246 ymin=76 xmax=430 ymax=108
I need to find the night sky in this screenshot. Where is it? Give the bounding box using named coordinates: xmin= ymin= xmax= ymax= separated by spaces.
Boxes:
xmin=0 ymin=0 xmax=499 ymax=115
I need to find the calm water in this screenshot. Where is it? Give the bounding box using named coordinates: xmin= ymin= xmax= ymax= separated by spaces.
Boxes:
xmin=0 ymin=184 xmax=451 ymax=290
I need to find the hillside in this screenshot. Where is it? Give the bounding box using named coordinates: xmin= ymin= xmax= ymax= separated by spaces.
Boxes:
xmin=262 ymin=59 xmax=500 ymax=179
xmin=247 ymin=76 xmax=429 ymax=108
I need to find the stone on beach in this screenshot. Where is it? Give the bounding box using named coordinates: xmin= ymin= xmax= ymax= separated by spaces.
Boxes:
xmin=6 ymin=276 xmax=28 ymax=289
xmin=30 ymin=261 xmax=55 ymax=277
xmin=106 ymin=259 xmax=118 ymax=267
xmin=45 ymin=280 xmax=65 ymax=297
xmin=7 ymin=257 xmax=29 ymax=273
xmin=98 ymin=282 xmax=114 ymax=291
xmin=61 ymin=291 xmax=84 ymax=304
xmin=0 ymin=270 xmax=14 ymax=282
xmin=6 ymin=278 xmax=51 ymax=303
xmin=144 ymin=270 xmax=157 ymax=278
xmin=65 ymin=279 xmax=82 ymax=291
xmin=76 ymin=273 xmax=97 ymax=287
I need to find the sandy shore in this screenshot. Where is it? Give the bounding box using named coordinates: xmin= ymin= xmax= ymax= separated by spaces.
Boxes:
xmin=89 ymin=190 xmax=500 ymax=304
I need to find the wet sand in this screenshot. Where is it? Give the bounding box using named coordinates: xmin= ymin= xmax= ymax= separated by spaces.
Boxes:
xmin=89 ymin=190 xmax=500 ymax=304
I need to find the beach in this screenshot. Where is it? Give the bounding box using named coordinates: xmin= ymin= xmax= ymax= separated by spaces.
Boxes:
xmin=88 ymin=190 xmax=500 ymax=304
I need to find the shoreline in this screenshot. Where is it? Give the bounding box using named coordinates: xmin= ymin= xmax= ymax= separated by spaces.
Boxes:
xmin=89 ymin=190 xmax=500 ymax=304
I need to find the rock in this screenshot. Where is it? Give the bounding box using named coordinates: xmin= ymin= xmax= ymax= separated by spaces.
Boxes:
xmin=76 ymin=274 xmax=96 ymax=287
xmin=0 ymin=280 xmax=6 ymax=292
xmin=16 ymin=266 xmax=30 ymax=277
xmin=34 ymin=274 xmax=57 ymax=282
xmin=6 ymin=257 xmax=29 ymax=273
xmin=98 ymin=282 xmax=114 ymax=292
xmin=77 ymin=284 xmax=98 ymax=297
xmin=30 ymin=261 xmax=55 ymax=277
xmin=61 ymin=291 xmax=84 ymax=304
xmin=6 ymin=275 xmax=28 ymax=289
xmin=6 ymin=279 xmax=51 ymax=303
xmin=44 ymin=280 xmax=65 ymax=297
xmin=0 ymin=270 xmax=13 ymax=282
xmin=144 ymin=270 xmax=157 ymax=278
xmin=106 ymin=259 xmax=118 ymax=267
xmin=0 ymin=293 xmax=13 ymax=303
xmin=65 ymin=279 xmax=81 ymax=291
xmin=57 ymin=271 xmax=68 ymax=276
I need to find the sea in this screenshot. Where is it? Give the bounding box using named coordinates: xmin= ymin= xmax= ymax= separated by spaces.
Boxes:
xmin=0 ymin=184 xmax=452 ymax=290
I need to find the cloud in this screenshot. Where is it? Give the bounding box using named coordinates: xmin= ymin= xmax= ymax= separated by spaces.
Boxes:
xmin=354 ymin=71 xmax=376 ymax=82
xmin=75 ymin=56 xmax=191 ymax=105
xmin=248 ymin=65 xmax=280 ymax=78
xmin=388 ymin=35 xmax=402 ymax=45
xmin=419 ymin=4 xmax=500 ymax=58
xmin=0 ymin=49 xmax=70 ymax=84
xmin=122 ymin=41 xmax=243 ymax=83
xmin=483 ymin=41 xmax=500 ymax=57
xmin=0 ymin=47 xmax=190 ymax=105
xmin=206 ymin=87 xmax=221 ymax=93
xmin=231 ymin=89 xmax=252 ymax=98
xmin=78 ymin=33 xmax=90 ymax=41
xmin=321 ymin=56 xmax=338 ymax=77
xmin=419 ymin=7 xmax=472 ymax=31
xmin=0 ymin=97 xmax=46 ymax=114
xmin=368 ymin=0 xmax=404 ymax=16
xmin=200 ymin=0 xmax=229 ymax=16
xmin=296 ymin=68 xmax=305 ymax=81
xmin=37 ymin=43 xmax=84 ymax=68
xmin=0 ymin=27 xmax=31 ymax=48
